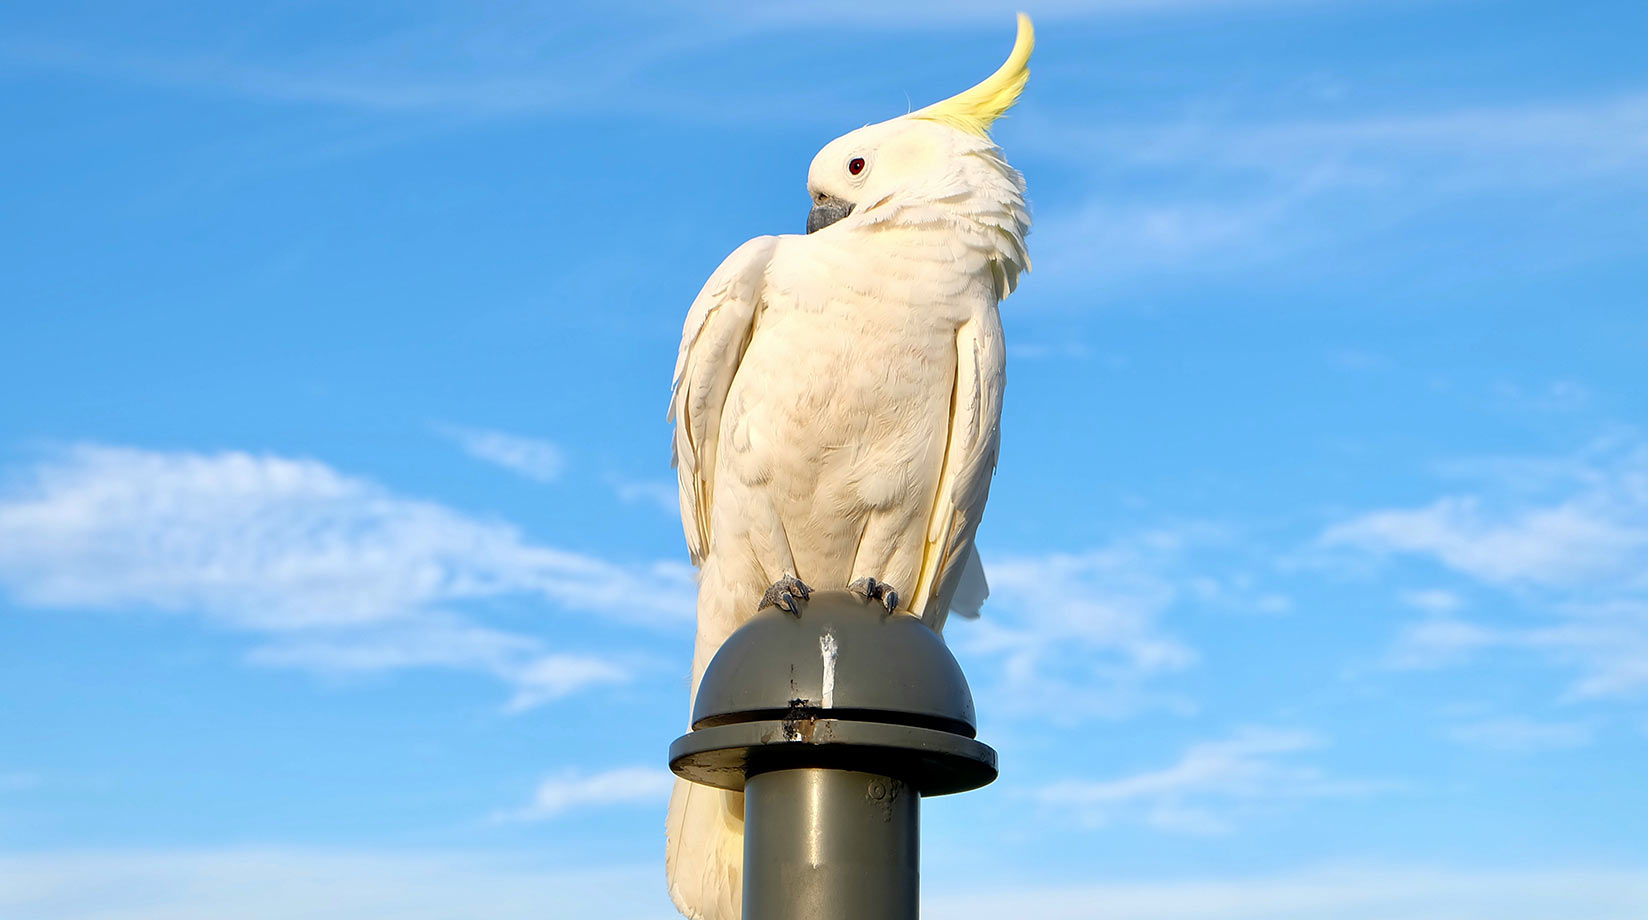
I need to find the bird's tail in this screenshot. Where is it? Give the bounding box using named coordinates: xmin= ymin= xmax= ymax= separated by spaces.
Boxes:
xmin=665 ymin=778 xmax=744 ymax=920
xmin=667 ymin=556 xmax=749 ymax=920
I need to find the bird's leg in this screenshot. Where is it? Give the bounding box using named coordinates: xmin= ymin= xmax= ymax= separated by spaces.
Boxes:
xmin=757 ymin=574 xmax=812 ymax=615
xmin=846 ymin=576 xmax=900 ymax=613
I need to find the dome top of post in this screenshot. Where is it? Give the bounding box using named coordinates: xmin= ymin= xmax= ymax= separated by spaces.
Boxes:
xmin=690 ymin=590 xmax=977 ymax=737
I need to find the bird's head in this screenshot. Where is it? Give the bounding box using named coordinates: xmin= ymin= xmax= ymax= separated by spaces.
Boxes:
xmin=804 ymin=13 xmax=1033 ymax=242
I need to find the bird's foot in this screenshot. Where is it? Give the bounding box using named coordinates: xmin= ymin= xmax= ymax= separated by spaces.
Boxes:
xmin=758 ymin=574 xmax=812 ymax=615
xmin=847 ymin=576 xmax=900 ymax=613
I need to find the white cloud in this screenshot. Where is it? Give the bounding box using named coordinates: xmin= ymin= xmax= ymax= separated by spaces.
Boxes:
xmin=0 ymin=444 xmax=693 ymax=627
xmin=0 ymin=0 xmax=1345 ymax=118
xmin=1029 ymin=93 xmax=1648 ymax=193
xmin=0 ymin=6 xmax=702 ymax=115
xmin=964 ymin=528 xmax=1288 ymax=720
xmin=1029 ymin=170 xmax=1334 ymax=285
xmin=962 ymin=533 xmax=1199 ymax=720
xmin=0 ymin=772 xmax=39 ymax=791
xmin=0 ymin=444 xmax=695 ymax=707
xmin=1323 ymin=496 xmax=1646 ymax=589
xmin=9 ymin=849 xmax=1642 ymax=920
xmin=1020 ymin=93 xmax=1648 ymax=289
xmin=0 ymin=848 xmax=669 ymax=920
xmin=609 ymin=476 xmax=681 ymax=516
xmin=1391 ymin=610 xmax=1648 ymax=702
xmin=1447 ymin=717 xmax=1592 ymax=753
xmin=439 ymin=425 xmax=565 ymax=483
xmin=1399 ymin=589 xmax=1462 ymax=614
xmin=1029 ymin=728 xmax=1381 ymax=834
xmin=245 ymin=618 xmax=631 ymax=710
xmin=927 ymin=863 xmax=1648 ymax=920
xmin=494 ymin=767 xmax=675 ymax=822
xmin=1387 ymin=618 xmax=1501 ymax=668
xmin=1325 ymin=436 xmax=1648 ymax=702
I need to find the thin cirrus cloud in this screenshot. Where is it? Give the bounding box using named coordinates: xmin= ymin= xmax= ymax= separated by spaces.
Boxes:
xmin=1021 ymin=92 xmax=1648 ymax=290
xmin=963 ymin=536 xmax=1196 ymax=721
xmin=0 ymin=0 xmax=1344 ymax=119
xmin=927 ymin=862 xmax=1648 ymax=920
xmin=0 ymin=443 xmax=694 ymax=707
xmin=0 ymin=772 xmax=40 ymax=791
xmin=1322 ymin=434 xmax=1648 ymax=702
xmin=961 ymin=527 xmax=1286 ymax=722
xmin=1028 ymin=727 xmax=1384 ymax=834
xmin=438 ymin=424 xmax=567 ymax=483
xmin=492 ymin=766 xmax=675 ymax=823
xmin=607 ymin=475 xmax=681 ymax=516
xmin=245 ymin=618 xmax=631 ymax=713
xmin=0 ymin=848 xmax=666 ymax=920
xmin=10 ymin=849 xmax=1644 ymax=920
xmin=0 ymin=5 xmax=708 ymax=116
xmin=1446 ymin=717 xmax=1592 ymax=754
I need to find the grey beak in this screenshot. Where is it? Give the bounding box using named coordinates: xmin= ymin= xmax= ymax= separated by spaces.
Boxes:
xmin=806 ymin=196 xmax=855 ymax=234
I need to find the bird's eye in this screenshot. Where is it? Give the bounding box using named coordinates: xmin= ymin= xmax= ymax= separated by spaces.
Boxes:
xmin=848 ymin=157 xmax=866 ymax=176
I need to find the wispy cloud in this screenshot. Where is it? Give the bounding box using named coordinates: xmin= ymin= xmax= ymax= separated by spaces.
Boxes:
xmin=0 ymin=772 xmax=40 ymax=792
xmin=1029 ymin=727 xmax=1381 ymax=834
xmin=439 ymin=425 xmax=566 ymax=483
xmin=0 ymin=6 xmax=717 ymax=116
xmin=246 ymin=618 xmax=631 ymax=711
xmin=739 ymin=0 xmax=1327 ymax=29
xmin=928 ymin=863 xmax=1648 ymax=920
xmin=1389 ymin=611 xmax=1648 ymax=702
xmin=0 ymin=444 xmax=694 ymax=707
xmin=607 ymin=475 xmax=681 ymax=516
xmin=13 ymin=848 xmax=1643 ymax=920
xmin=1324 ymin=497 xmax=1646 ymax=590
xmin=1447 ymin=717 xmax=1592 ymax=754
xmin=963 ymin=527 xmax=1289 ymax=720
xmin=1399 ymin=589 xmax=1463 ymax=614
xmin=493 ymin=766 xmax=675 ymax=822
xmin=0 ymin=848 xmax=664 ymax=920
xmin=1325 ymin=434 xmax=1648 ymax=702
xmin=962 ymin=533 xmax=1198 ymax=720
xmin=0 ymin=0 xmax=1345 ymax=119
xmin=1023 ymin=92 xmax=1648 ymax=290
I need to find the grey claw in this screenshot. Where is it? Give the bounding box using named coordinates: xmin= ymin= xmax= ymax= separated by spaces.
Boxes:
xmin=758 ymin=574 xmax=812 ymax=615
xmin=847 ymin=576 xmax=900 ymax=613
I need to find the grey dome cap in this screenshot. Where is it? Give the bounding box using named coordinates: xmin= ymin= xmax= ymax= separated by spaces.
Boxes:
xmin=672 ymin=589 xmax=996 ymax=796
xmin=691 ymin=590 xmax=978 ymax=736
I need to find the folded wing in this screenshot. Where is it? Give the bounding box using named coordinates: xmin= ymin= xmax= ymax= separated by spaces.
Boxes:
xmin=911 ymin=308 xmax=1006 ymax=629
xmin=669 ymin=236 xmax=780 ymax=564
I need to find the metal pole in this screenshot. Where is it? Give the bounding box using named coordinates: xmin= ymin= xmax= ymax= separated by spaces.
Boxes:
xmin=670 ymin=591 xmax=996 ymax=919
xmin=743 ymin=768 xmax=918 ymax=920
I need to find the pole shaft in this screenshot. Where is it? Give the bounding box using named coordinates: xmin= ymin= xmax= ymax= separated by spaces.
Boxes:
xmin=743 ymin=768 xmax=918 ymax=920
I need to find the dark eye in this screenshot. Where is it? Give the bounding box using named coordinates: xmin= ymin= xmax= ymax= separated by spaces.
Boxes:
xmin=848 ymin=157 xmax=866 ymax=176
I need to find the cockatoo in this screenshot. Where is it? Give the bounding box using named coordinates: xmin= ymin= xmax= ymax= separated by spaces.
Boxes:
xmin=665 ymin=14 xmax=1032 ymax=920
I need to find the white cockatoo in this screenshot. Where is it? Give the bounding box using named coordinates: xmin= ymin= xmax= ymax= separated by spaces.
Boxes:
xmin=665 ymin=15 xmax=1032 ymax=920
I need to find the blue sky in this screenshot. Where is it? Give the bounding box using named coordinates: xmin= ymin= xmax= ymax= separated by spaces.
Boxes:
xmin=2 ymin=0 xmax=1646 ymax=917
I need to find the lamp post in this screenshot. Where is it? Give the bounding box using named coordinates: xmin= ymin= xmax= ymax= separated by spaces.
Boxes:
xmin=669 ymin=590 xmax=997 ymax=920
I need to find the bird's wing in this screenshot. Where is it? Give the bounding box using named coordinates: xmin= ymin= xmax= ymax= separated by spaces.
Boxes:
xmin=911 ymin=306 xmax=1006 ymax=628
xmin=669 ymin=236 xmax=780 ymax=565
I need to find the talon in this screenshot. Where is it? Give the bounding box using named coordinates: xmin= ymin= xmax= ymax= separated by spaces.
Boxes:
xmin=758 ymin=574 xmax=812 ymax=615
xmin=847 ymin=576 xmax=900 ymax=613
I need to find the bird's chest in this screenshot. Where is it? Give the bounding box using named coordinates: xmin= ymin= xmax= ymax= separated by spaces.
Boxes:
xmin=719 ymin=287 xmax=963 ymax=496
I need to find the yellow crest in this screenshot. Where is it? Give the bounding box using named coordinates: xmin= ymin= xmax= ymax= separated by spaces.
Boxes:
xmin=911 ymin=13 xmax=1034 ymax=139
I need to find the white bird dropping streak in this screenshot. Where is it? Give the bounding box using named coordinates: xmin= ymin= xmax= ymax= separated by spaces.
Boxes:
xmin=819 ymin=630 xmax=839 ymax=709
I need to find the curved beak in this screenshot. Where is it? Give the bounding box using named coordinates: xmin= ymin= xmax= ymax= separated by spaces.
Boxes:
xmin=806 ymin=195 xmax=855 ymax=234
